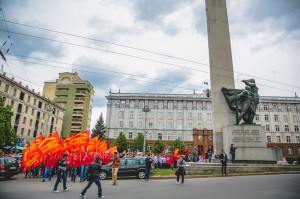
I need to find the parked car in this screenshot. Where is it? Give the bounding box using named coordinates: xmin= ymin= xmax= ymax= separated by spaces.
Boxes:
xmin=11 ymin=154 xmax=23 ymax=173
xmin=0 ymin=157 xmax=20 ymax=179
xmin=99 ymin=157 xmax=150 ymax=180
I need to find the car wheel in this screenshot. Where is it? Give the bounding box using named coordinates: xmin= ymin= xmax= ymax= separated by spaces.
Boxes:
xmin=99 ymin=171 xmax=107 ymax=180
xmin=137 ymin=170 xmax=146 ymax=179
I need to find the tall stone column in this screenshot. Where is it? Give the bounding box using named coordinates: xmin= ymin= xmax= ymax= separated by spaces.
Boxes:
xmin=205 ymin=0 xmax=236 ymax=154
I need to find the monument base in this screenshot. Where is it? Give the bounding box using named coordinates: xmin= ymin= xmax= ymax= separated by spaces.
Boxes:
xmin=222 ymin=124 xmax=281 ymax=162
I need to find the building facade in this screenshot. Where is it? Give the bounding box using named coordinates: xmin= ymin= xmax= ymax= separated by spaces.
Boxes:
xmin=105 ymin=91 xmax=300 ymax=157
xmin=0 ymin=73 xmax=65 ymax=144
xmin=43 ymin=72 xmax=94 ymax=138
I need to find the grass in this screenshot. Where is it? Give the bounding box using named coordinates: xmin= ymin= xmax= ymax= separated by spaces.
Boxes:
xmin=152 ymin=169 xmax=177 ymax=176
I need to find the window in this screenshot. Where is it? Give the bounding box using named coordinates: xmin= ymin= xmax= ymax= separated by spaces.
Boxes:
xmin=265 ymin=114 xmax=269 ymax=121
xmin=158 ymin=112 xmax=163 ymax=119
xmin=139 ymin=101 xmax=144 ymax=109
xmin=129 ymin=111 xmax=134 ymax=118
xmin=27 ymin=130 xmax=31 ymax=136
xmin=158 ymin=122 xmax=163 ymax=129
xmin=287 ymin=147 xmax=293 ymax=155
xmin=33 ymin=99 xmax=36 ymax=105
xmin=148 ymin=112 xmax=154 ymax=119
xmin=178 ymin=102 xmax=183 ymax=109
xmin=138 ymin=112 xmax=144 ymax=118
xmin=158 ymin=101 xmax=163 ymax=109
xmin=207 ymin=123 xmax=212 ymax=130
xmin=21 ymin=128 xmax=24 ymax=136
xmin=267 ymin=136 xmax=271 ymax=142
xmin=296 ymin=136 xmax=300 ymax=143
xmin=168 ymin=102 xmax=173 ymax=109
xmin=197 ymin=103 xmax=202 ymax=110
xmin=275 ymin=125 xmax=280 ymax=132
xmin=281 ymin=105 xmax=287 ymax=112
xmin=265 ymin=125 xmax=270 ymax=131
xmin=29 ymin=119 xmax=33 ymax=126
xmin=120 ymin=102 xmax=125 ymax=108
xmin=119 ymin=121 xmax=124 ymax=128
xmin=41 ymin=123 xmax=44 ymax=129
xmin=138 ymin=122 xmax=143 ymax=129
xmin=148 ymin=122 xmax=153 ymax=129
xmin=272 ymin=105 xmax=277 ymax=111
xmin=207 ymin=113 xmax=212 ymax=121
xmin=178 ymin=112 xmax=183 ymax=119
xmin=285 ymin=125 xmax=289 ymax=132
xmin=198 ymin=113 xmax=202 ymax=120
xmin=255 ymin=115 xmax=260 ymax=121
xmin=128 ymin=132 xmax=133 ymax=139
xmin=4 ymin=85 xmax=9 ymax=92
xmin=168 ymin=112 xmax=173 ymax=119
xmin=276 ymin=136 xmax=281 ymax=142
xmin=25 ymin=106 xmax=28 ymax=113
xmin=188 ymin=112 xmax=193 ymax=119
xmin=187 ymin=102 xmax=192 ymax=110
xmin=197 ymin=123 xmax=202 ymax=129
xmin=149 ymin=101 xmax=154 ymax=108
xmin=188 ymin=123 xmax=193 ymax=130
xmin=286 ymin=136 xmax=291 ymax=143
xmin=119 ymin=111 xmax=125 ymax=118
xmin=11 ymin=100 xmax=14 ymax=107
xmin=295 ymin=125 xmax=299 ymax=132
xmin=130 ymin=101 xmax=135 ymax=108
xmin=13 ymin=88 xmax=17 ymax=96
xmin=283 ymin=115 xmax=288 ymax=122
xmin=167 ymin=122 xmax=173 ymax=129
xmin=31 ymin=109 xmax=35 ymax=116
xmin=129 ymin=121 xmax=133 ymax=128
xmin=263 ymin=104 xmax=268 ymax=111
xmin=207 ymin=103 xmax=212 ymax=110
xmin=178 ymin=123 xmax=183 ymax=130
xmin=274 ymin=115 xmax=279 ymax=122
xmin=293 ymin=115 xmax=298 ymax=122
xmin=158 ymin=133 xmax=162 ymax=140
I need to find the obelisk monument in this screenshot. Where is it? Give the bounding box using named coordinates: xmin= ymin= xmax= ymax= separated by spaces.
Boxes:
xmin=205 ymin=0 xmax=235 ymax=154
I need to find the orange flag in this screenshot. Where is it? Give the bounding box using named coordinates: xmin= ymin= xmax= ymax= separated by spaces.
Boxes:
xmin=22 ymin=146 xmax=30 ymax=173
xmin=69 ymin=130 xmax=90 ymax=153
xmin=87 ymin=136 xmax=99 ymax=153
xmin=98 ymin=140 xmax=108 ymax=155
xmin=173 ymin=148 xmax=180 ymax=155
xmin=109 ymin=145 xmax=118 ymax=155
xmin=38 ymin=132 xmax=62 ymax=156
xmin=24 ymin=135 xmax=44 ymax=169
xmin=63 ymin=134 xmax=75 ymax=152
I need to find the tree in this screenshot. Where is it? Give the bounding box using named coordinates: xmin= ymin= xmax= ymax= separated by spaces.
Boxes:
xmin=115 ymin=132 xmax=128 ymax=153
xmin=132 ymin=133 xmax=144 ymax=152
xmin=91 ymin=112 xmax=106 ymax=139
xmin=170 ymin=138 xmax=185 ymax=154
xmin=152 ymin=140 xmax=165 ymax=154
xmin=0 ymin=96 xmax=18 ymax=152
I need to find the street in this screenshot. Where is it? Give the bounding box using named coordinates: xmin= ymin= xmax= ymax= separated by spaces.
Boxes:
xmin=0 ymin=173 xmax=299 ymax=199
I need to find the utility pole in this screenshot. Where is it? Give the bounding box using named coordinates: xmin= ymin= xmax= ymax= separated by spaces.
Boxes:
xmin=142 ymin=107 xmax=150 ymax=155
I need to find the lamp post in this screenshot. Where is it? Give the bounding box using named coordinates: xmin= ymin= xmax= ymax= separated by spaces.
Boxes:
xmin=43 ymin=104 xmax=54 ymax=137
xmin=142 ymin=107 xmax=150 ymax=155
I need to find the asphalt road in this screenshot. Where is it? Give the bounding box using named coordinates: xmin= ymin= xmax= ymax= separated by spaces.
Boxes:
xmin=0 ymin=173 xmax=299 ymax=199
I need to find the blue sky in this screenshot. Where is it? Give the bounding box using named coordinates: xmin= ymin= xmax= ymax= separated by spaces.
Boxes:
xmin=0 ymin=0 xmax=299 ymax=129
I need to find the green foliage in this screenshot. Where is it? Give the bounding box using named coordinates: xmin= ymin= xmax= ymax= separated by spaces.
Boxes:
xmin=91 ymin=112 xmax=106 ymax=139
xmin=0 ymin=96 xmax=18 ymax=150
xmin=169 ymin=138 xmax=185 ymax=154
xmin=153 ymin=140 xmax=165 ymax=154
xmin=286 ymin=156 xmax=300 ymax=164
xmin=132 ymin=133 xmax=145 ymax=152
xmin=115 ymin=132 xmax=128 ymax=153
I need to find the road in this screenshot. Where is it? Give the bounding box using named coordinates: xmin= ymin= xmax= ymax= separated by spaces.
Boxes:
xmin=0 ymin=173 xmax=299 ymax=199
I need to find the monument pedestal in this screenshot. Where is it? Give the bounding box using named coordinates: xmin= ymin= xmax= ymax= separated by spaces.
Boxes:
xmin=222 ymin=125 xmax=279 ymax=163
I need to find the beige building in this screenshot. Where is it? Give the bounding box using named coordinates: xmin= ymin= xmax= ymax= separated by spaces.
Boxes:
xmin=0 ymin=73 xmax=65 ymax=144
xmin=105 ymin=91 xmax=300 ymax=157
xmin=43 ymin=72 xmax=94 ymax=138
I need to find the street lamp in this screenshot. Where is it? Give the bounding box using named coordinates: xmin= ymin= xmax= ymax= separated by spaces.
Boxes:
xmin=142 ymin=107 xmax=150 ymax=155
xmin=43 ymin=104 xmax=54 ymax=137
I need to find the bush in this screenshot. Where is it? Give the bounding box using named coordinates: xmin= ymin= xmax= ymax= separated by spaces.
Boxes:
xmin=286 ymin=156 xmax=300 ymax=164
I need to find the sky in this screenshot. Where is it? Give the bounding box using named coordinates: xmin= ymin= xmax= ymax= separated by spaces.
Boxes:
xmin=0 ymin=0 xmax=299 ymax=130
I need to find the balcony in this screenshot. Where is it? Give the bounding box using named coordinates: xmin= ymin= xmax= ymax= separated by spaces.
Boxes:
xmin=73 ymin=111 xmax=83 ymax=116
xmin=76 ymin=90 xmax=86 ymax=96
xmin=72 ymin=119 xmax=83 ymax=124
xmin=74 ymin=104 xmax=84 ymax=109
xmin=74 ymin=97 xmax=85 ymax=102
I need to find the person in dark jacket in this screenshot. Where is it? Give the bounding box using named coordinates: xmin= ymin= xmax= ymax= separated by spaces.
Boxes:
xmin=80 ymin=157 xmax=103 ymax=198
xmin=219 ymin=150 xmax=228 ymax=176
xmin=145 ymin=154 xmax=153 ymax=181
xmin=53 ymin=153 xmax=68 ymax=192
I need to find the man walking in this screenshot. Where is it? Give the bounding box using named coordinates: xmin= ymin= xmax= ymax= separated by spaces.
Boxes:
xmin=53 ymin=153 xmax=69 ymax=192
xmin=42 ymin=152 xmax=53 ymax=182
xmin=145 ymin=154 xmax=153 ymax=181
xmin=111 ymin=152 xmax=121 ymax=186
xmin=219 ymin=150 xmax=228 ymax=176
xmin=80 ymin=157 xmax=104 ymax=198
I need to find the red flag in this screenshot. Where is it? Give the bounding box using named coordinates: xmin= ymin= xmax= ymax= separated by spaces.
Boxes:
xmin=38 ymin=132 xmax=62 ymax=156
xmin=69 ymin=130 xmax=90 ymax=153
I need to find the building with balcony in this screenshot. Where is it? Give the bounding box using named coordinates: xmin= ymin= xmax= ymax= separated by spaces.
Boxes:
xmin=0 ymin=73 xmax=65 ymax=144
xmin=105 ymin=91 xmax=300 ymax=157
xmin=43 ymin=72 xmax=94 ymax=138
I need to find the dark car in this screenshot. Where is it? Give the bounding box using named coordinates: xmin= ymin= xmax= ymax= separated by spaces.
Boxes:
xmin=99 ymin=157 xmax=150 ymax=180
xmin=0 ymin=157 xmax=20 ymax=179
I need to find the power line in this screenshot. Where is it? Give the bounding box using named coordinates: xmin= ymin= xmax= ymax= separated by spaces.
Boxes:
xmin=1 ymin=19 xmax=300 ymax=90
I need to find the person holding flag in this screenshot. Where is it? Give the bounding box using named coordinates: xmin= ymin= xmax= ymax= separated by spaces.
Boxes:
xmin=42 ymin=152 xmax=53 ymax=182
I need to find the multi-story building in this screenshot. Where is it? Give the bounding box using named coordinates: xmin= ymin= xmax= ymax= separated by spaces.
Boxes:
xmin=43 ymin=72 xmax=94 ymax=138
xmin=0 ymin=73 xmax=65 ymax=144
xmin=105 ymin=91 xmax=300 ymax=157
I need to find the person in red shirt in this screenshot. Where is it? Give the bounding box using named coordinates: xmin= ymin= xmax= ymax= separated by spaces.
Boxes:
xmin=66 ymin=153 xmax=72 ymax=178
xmin=42 ymin=152 xmax=53 ymax=182
xmin=71 ymin=151 xmax=80 ymax=182
xmin=80 ymin=150 xmax=90 ymax=182
xmin=185 ymin=147 xmax=190 ymax=162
